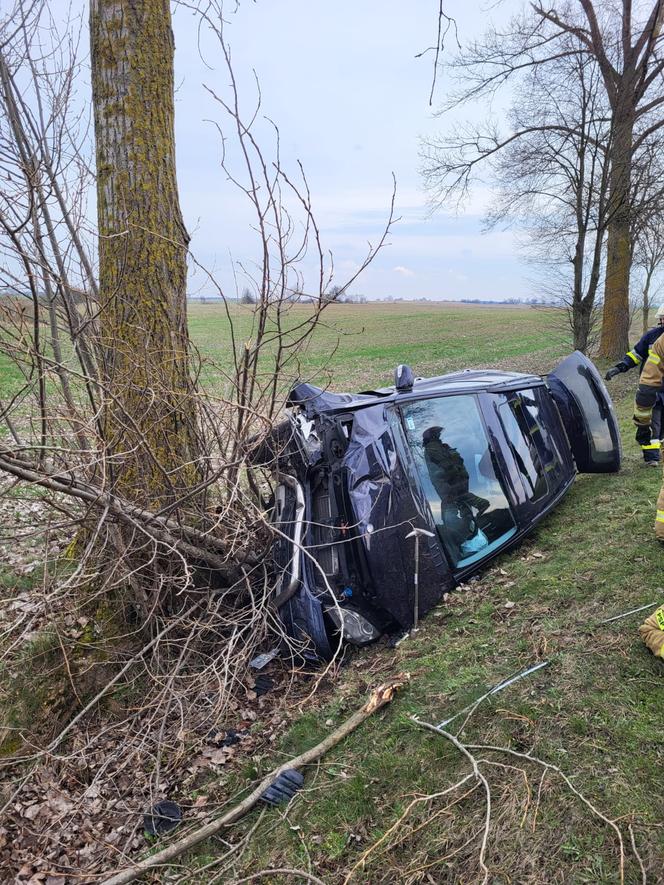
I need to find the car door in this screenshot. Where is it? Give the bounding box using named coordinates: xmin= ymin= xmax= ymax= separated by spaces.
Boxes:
xmin=546 ymin=351 xmax=622 ymax=473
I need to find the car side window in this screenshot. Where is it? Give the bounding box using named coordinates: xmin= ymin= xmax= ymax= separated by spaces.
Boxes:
xmin=495 ymin=389 xmax=561 ymax=502
xmin=400 ymin=395 xmax=516 ymax=570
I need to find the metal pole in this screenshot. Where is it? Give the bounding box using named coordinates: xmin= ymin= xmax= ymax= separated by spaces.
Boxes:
xmin=406 ymin=527 xmax=435 ymax=633
xmin=413 ymin=533 xmax=420 ymax=629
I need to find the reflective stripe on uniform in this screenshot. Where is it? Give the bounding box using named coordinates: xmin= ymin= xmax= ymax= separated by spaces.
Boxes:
xmin=657 ymin=510 xmax=664 ymax=523
xmin=648 ymin=351 xmax=662 ymax=365
xmin=628 ymin=350 xmax=642 ymax=364
xmin=634 ymin=406 xmax=653 ymax=419
xmin=641 ymin=443 xmax=661 ymax=450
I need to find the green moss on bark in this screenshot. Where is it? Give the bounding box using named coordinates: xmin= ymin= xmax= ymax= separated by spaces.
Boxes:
xmin=90 ymin=0 xmax=199 ymax=507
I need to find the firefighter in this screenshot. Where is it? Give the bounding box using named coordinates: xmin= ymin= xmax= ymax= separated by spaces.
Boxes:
xmin=423 ymin=425 xmax=489 ymax=561
xmin=605 ymin=305 xmax=664 ymax=465
xmin=633 ymin=329 xmax=664 ymax=540
xmin=639 ymin=605 xmax=664 ymax=659
xmin=423 ymin=425 xmax=489 ymax=516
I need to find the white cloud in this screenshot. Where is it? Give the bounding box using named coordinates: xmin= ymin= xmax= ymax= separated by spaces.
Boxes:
xmin=393 ymin=265 xmax=415 ymax=276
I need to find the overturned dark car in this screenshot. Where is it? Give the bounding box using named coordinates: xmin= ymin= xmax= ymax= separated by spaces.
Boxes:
xmin=260 ymin=352 xmax=621 ymax=658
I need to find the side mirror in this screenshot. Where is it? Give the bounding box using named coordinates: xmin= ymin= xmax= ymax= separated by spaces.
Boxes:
xmin=394 ymin=364 xmax=415 ymax=391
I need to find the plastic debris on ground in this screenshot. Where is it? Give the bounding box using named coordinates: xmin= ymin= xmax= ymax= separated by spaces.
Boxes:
xmin=260 ymin=769 xmax=304 ymax=806
xmin=143 ymin=800 xmax=182 ymax=837
xmin=254 ymin=674 xmax=275 ymax=696
xmin=207 ymin=727 xmax=245 ymax=748
xmin=249 ymin=647 xmax=280 ymax=670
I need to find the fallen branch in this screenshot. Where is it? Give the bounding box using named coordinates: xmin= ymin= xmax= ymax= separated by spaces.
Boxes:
xmin=0 ymin=446 xmax=249 ymax=576
xmin=101 ymin=675 xmax=409 ymax=885
xmin=410 ymin=718 xmax=492 ymax=885
xmin=411 ymin=715 xmax=628 ymax=885
xmin=228 ymin=870 xmax=328 ymax=885
xmin=467 ymin=742 xmax=627 ymax=885
xmin=342 ymin=774 xmax=476 ymax=883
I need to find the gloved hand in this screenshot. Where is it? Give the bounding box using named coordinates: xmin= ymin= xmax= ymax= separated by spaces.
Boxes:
xmin=639 ymin=605 xmax=664 ymax=658
xmin=604 ymin=366 xmax=620 ymax=381
xmin=635 ymin=423 xmax=652 ymax=446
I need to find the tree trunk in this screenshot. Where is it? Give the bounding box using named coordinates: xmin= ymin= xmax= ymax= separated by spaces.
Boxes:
xmin=599 ymin=114 xmax=634 ymax=359
xmin=642 ymin=269 xmax=653 ymax=335
xmin=90 ymin=0 xmax=199 ymax=507
xmin=572 ymin=299 xmax=593 ymax=353
xmin=571 ymin=221 xmax=588 ymax=352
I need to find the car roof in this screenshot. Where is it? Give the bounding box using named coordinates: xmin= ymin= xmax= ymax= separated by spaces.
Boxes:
xmin=290 ymin=368 xmax=546 ymax=414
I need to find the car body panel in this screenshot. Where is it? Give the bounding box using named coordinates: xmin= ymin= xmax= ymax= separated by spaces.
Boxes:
xmin=546 ymin=351 xmax=622 ymax=473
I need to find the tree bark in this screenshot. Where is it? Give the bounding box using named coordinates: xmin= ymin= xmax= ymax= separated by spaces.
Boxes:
xmin=90 ymin=0 xmax=199 ymax=506
xmin=642 ymin=266 xmax=654 ymax=334
xmin=599 ymin=111 xmax=634 ymax=359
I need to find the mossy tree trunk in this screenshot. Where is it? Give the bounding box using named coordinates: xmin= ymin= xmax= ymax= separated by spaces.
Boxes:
xmin=599 ymin=112 xmax=634 ymax=359
xmin=90 ymin=0 xmax=199 ymax=508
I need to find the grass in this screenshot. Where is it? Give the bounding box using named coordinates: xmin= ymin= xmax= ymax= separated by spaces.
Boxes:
xmin=187 ymin=301 xmax=571 ymax=391
xmin=3 ymin=300 xmax=663 ymax=881
xmin=181 ymin=303 xmax=664 ymax=883
xmin=204 ymin=435 xmax=664 ymax=882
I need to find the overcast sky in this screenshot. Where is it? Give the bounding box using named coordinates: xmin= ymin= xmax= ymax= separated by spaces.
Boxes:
xmin=168 ymin=0 xmax=528 ymax=301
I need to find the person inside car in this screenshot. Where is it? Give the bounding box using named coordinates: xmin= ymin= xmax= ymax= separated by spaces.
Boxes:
xmin=423 ymin=425 xmax=489 ymax=561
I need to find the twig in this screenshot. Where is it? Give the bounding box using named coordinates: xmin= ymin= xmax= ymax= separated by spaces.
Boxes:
xmin=531 ymin=770 xmax=547 ymax=833
xmin=342 ymin=774 xmax=475 ymax=883
xmin=628 ymin=824 xmax=647 ymax=885
xmin=228 ymin=870 xmax=327 ymax=885
xmin=173 ymin=808 xmax=267 ymax=883
xmin=410 ymin=718 xmax=491 ymax=884
xmin=100 ymin=676 xmax=408 ymax=885
xmin=600 ymin=602 xmax=658 ymax=624
xmin=466 ymin=742 xmax=626 ymax=885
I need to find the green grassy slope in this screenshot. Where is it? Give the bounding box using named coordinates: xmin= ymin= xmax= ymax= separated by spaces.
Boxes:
xmin=183 ymin=303 xmax=664 ymax=884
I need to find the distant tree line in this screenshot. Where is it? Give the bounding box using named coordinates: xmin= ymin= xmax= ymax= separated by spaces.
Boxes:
xmin=460 ymin=297 xmax=553 ymax=306
xmin=186 ymin=293 xmax=555 ymax=306
xmin=233 ymin=284 xmax=367 ymax=305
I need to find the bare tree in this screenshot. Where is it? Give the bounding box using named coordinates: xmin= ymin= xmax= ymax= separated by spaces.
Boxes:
xmin=0 ymin=2 xmax=395 ymax=876
xmin=423 ymin=1 xmax=664 ymax=359
xmin=485 ymin=50 xmax=611 ymax=352
xmin=632 ymin=200 xmax=664 ymax=331
xmin=239 ymin=285 xmax=257 ymax=304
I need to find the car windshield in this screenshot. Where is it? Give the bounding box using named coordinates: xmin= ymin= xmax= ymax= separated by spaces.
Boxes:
xmin=400 ymin=395 xmax=516 ymax=569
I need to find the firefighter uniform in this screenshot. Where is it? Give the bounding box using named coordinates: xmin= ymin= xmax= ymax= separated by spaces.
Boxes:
xmin=423 ymin=426 xmax=490 ymax=563
xmin=423 ymin=427 xmax=489 ymax=514
xmin=639 ymin=605 xmax=664 ymax=658
xmin=633 ymin=333 xmax=664 ymax=539
xmin=606 ymin=325 xmax=664 ymax=463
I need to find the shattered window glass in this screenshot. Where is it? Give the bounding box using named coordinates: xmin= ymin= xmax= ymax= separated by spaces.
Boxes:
xmin=400 ymin=395 xmax=516 ymax=569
